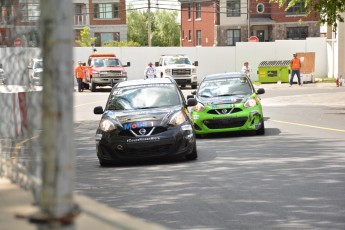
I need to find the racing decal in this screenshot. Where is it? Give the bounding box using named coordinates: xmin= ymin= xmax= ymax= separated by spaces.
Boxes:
xmin=123 ymin=121 xmax=152 ymax=130
xmin=126 ymin=137 xmax=161 ymax=143
xmin=211 ymin=104 xmax=234 ymax=109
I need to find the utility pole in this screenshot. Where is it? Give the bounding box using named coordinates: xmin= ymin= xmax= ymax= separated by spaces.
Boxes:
xmin=148 ymin=0 xmax=152 ymax=47
xmin=247 ymin=0 xmax=250 ymax=41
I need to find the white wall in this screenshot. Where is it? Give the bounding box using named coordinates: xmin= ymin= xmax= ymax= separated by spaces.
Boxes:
xmin=0 ymin=37 xmax=328 ymax=85
xmin=73 ymin=37 xmax=327 ymax=82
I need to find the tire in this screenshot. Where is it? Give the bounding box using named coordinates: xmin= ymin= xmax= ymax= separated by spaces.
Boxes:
xmin=185 ymin=143 xmax=198 ymax=160
xmin=99 ymin=160 xmax=112 ymax=167
xmin=181 ymin=85 xmax=186 ymax=88
xmin=191 ymin=84 xmax=197 ymax=89
xmin=91 ymin=80 xmax=96 ymax=92
xmin=256 ymin=119 xmax=265 ymax=135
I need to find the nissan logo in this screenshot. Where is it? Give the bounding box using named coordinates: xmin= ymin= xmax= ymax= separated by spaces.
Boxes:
xmin=139 ymin=128 xmax=147 ymax=135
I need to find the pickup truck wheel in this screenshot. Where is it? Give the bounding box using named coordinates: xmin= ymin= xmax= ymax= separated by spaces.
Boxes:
xmin=91 ymin=81 xmax=96 ymax=92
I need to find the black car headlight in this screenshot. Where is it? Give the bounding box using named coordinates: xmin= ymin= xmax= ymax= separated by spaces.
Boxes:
xmin=99 ymin=118 xmax=116 ymax=132
xmin=169 ymin=111 xmax=186 ymax=126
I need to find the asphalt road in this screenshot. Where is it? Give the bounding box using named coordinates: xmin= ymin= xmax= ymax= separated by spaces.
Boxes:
xmin=74 ymin=84 xmax=345 ymax=230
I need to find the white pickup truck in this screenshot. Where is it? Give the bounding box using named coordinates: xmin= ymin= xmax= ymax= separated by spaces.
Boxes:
xmin=155 ymin=54 xmax=198 ymax=89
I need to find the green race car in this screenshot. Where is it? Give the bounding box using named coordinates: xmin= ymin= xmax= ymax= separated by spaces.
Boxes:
xmin=189 ymin=73 xmax=265 ymax=136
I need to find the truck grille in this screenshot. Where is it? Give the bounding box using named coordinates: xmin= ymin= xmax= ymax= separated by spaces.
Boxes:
xmin=172 ymin=69 xmax=191 ymax=76
xmin=100 ymin=70 xmax=123 ymax=77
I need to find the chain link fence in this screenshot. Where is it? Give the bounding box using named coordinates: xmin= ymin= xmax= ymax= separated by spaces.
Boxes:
xmin=0 ymin=47 xmax=42 ymax=204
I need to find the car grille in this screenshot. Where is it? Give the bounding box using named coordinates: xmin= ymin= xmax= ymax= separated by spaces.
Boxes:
xmin=123 ymin=144 xmax=173 ymax=156
xmin=203 ymin=117 xmax=247 ymax=129
xmin=172 ymin=69 xmax=191 ymax=76
xmin=118 ymin=126 xmax=167 ymax=137
xmin=207 ymin=108 xmax=242 ymax=115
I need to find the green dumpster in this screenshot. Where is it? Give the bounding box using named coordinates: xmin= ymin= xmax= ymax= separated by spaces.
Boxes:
xmin=257 ymin=60 xmax=291 ymax=83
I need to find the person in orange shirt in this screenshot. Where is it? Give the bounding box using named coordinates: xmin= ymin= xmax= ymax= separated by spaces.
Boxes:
xmin=75 ymin=61 xmax=86 ymax=92
xmin=290 ymin=53 xmax=302 ymax=86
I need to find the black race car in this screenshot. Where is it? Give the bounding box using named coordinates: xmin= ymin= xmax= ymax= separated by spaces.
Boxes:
xmin=93 ymin=77 xmax=198 ymax=166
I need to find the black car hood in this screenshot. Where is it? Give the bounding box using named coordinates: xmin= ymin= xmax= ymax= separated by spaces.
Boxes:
xmin=102 ymin=105 xmax=182 ymax=128
xmin=197 ymin=94 xmax=249 ymax=105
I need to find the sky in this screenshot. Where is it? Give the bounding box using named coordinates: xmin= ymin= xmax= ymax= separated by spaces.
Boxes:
xmin=126 ymin=0 xmax=180 ymax=12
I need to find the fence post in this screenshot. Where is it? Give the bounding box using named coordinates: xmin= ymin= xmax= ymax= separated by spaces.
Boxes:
xmin=30 ymin=0 xmax=78 ymax=227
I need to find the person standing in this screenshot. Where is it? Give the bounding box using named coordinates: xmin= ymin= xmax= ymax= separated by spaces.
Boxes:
xmin=290 ymin=53 xmax=302 ymax=86
xmin=241 ymin=61 xmax=251 ymax=78
xmin=144 ymin=62 xmax=156 ymax=79
xmin=75 ymin=61 xmax=86 ymax=92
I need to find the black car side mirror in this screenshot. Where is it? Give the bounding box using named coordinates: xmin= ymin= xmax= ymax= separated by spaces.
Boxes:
xmin=187 ymin=98 xmax=197 ymax=107
xmin=94 ymin=106 xmax=104 ymax=114
xmin=187 ymin=95 xmax=194 ymax=100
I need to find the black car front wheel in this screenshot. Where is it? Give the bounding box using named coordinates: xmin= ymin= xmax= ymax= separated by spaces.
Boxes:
xmin=185 ymin=142 xmax=198 ymax=160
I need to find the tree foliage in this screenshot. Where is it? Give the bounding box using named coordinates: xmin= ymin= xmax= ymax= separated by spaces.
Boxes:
xmin=270 ymin=0 xmax=345 ymax=31
xmin=127 ymin=6 xmax=180 ymax=46
xmin=103 ymin=40 xmax=140 ymax=47
xmin=75 ymin=26 xmax=97 ymax=47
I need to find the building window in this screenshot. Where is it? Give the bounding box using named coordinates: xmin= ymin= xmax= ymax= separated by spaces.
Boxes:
xmin=94 ymin=32 xmax=120 ymax=46
xmin=227 ymin=0 xmax=241 ymax=17
xmin=227 ymin=29 xmax=241 ymax=46
xmin=20 ymin=3 xmax=40 ymax=21
xmin=188 ymin=30 xmax=192 ymax=41
xmin=286 ymin=0 xmax=306 ymax=15
xmin=257 ymin=3 xmax=264 ymax=13
xmin=188 ymin=4 xmax=191 ymax=19
xmin=196 ymin=30 xmax=201 ymax=46
xmin=287 ymin=27 xmax=308 ymax=40
xmin=93 ymin=3 xmax=119 ymax=19
xmin=196 ymin=3 xmax=201 ymax=19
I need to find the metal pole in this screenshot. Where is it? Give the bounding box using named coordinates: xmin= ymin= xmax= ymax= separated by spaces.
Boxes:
xmin=32 ymin=0 xmax=77 ymax=228
xmin=148 ymin=0 xmax=152 ymax=47
xmin=247 ymin=0 xmax=250 ymax=41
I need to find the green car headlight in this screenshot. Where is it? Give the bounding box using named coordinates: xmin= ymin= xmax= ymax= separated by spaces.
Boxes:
xmin=99 ymin=119 xmax=116 ymax=132
xmin=244 ymin=98 xmax=257 ymax=108
xmin=169 ymin=111 xmax=186 ymax=126
xmin=193 ymin=103 xmax=205 ymax=112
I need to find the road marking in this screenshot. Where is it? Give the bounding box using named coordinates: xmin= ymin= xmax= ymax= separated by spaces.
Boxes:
xmin=271 ymin=119 xmax=345 ymax=133
xmin=73 ymin=100 xmax=105 ymax=108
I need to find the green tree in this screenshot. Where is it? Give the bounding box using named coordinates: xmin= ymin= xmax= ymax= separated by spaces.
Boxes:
xmin=127 ymin=6 xmax=180 ymax=46
xmin=127 ymin=8 xmax=149 ymax=46
xmin=75 ymin=26 xmax=97 ymax=47
xmin=152 ymin=10 xmax=180 ymax=47
xmin=103 ymin=40 xmax=140 ymax=47
xmin=270 ymin=0 xmax=345 ymax=31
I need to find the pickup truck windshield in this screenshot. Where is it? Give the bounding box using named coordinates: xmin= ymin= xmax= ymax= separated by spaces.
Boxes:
xmin=166 ymin=57 xmax=191 ymax=65
xmin=92 ymin=58 xmax=121 ymax=67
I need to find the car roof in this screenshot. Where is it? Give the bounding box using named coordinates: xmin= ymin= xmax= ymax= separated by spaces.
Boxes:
xmin=116 ymin=78 xmax=174 ymax=87
xmin=203 ymin=72 xmax=247 ymax=81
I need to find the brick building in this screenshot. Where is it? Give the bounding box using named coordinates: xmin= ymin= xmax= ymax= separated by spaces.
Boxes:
xmin=0 ymin=0 xmax=128 ymax=47
xmin=179 ymin=0 xmax=320 ymax=47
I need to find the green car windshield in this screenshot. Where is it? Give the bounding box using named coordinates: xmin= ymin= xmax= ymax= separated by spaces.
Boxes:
xmin=198 ymin=77 xmax=253 ymax=98
xmin=107 ymin=84 xmax=181 ymax=110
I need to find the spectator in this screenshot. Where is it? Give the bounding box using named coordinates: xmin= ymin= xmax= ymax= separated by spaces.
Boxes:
xmin=144 ymin=62 xmax=156 ymax=79
xmin=241 ymin=61 xmax=251 ymax=78
xmin=290 ymin=53 xmax=302 ymax=86
xmin=74 ymin=61 xmax=86 ymax=92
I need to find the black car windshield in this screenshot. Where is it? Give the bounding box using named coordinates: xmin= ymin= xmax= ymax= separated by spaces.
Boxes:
xmin=198 ymin=77 xmax=253 ymax=98
xmin=107 ymin=84 xmax=181 ymax=110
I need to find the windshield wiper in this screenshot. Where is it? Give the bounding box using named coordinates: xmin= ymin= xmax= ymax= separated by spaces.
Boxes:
xmin=136 ymin=106 xmax=161 ymax=109
xmin=216 ymin=93 xmax=236 ymax=97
